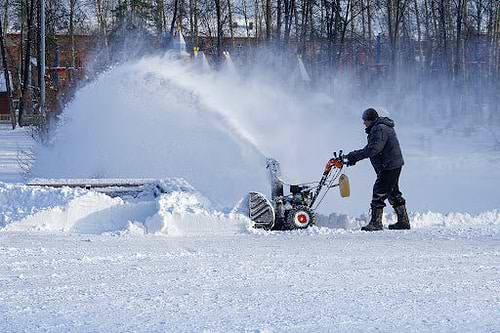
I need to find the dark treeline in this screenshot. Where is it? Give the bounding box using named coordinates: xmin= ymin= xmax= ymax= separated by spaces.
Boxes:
xmin=1 ymin=0 xmax=499 ymax=128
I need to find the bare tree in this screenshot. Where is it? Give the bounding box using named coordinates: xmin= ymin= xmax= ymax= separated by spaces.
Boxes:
xmin=18 ymin=0 xmax=35 ymax=126
xmin=0 ymin=12 xmax=16 ymax=128
xmin=215 ymin=0 xmax=222 ymax=56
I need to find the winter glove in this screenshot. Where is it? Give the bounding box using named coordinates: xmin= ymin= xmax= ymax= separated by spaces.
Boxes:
xmin=345 ymin=153 xmax=357 ymax=167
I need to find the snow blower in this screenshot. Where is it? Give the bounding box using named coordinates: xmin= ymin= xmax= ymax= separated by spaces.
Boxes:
xmin=248 ymin=151 xmax=350 ymax=230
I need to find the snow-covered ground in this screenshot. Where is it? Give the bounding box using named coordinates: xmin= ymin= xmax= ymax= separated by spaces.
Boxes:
xmin=0 ymin=124 xmax=33 ymax=183
xmin=1 ymin=123 xmax=500 ymax=331
xmin=1 ymin=228 xmax=499 ymax=332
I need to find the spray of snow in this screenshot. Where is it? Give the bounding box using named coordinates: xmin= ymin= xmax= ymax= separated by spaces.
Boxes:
xmin=30 ymin=54 xmax=500 ymax=215
xmin=31 ymin=55 xmax=347 ymax=208
xmin=32 ymin=56 xmax=272 ymax=207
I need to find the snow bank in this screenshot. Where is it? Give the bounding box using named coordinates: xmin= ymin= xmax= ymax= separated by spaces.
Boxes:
xmin=403 ymin=210 xmax=500 ymax=229
xmin=1 ymin=180 xmax=499 ymax=235
xmin=0 ymin=182 xmax=87 ymax=226
xmin=3 ymin=191 xmax=157 ymax=234
xmin=0 ymin=179 xmax=250 ymax=235
xmin=144 ymin=185 xmax=249 ymax=236
xmin=316 ymin=210 xmax=500 ymax=230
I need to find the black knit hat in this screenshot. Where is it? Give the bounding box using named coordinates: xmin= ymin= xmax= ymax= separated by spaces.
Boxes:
xmin=362 ymin=108 xmax=379 ymax=121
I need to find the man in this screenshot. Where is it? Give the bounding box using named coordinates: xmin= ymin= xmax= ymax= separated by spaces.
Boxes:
xmin=345 ymin=108 xmax=410 ymax=231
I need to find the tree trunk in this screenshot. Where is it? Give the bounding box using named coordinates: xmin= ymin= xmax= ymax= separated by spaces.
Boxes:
xmin=423 ymin=0 xmax=433 ymax=71
xmin=284 ymin=0 xmax=292 ymax=44
xmin=0 ymin=14 xmax=16 ymax=128
xmin=454 ymin=0 xmax=464 ymax=78
xmin=227 ymin=0 xmax=235 ymax=47
xmin=19 ymin=0 xmax=25 ymax=94
xmin=266 ymin=0 xmax=271 ymax=40
xmin=242 ymin=0 xmax=250 ymax=38
xmin=439 ymin=0 xmax=450 ymax=74
xmin=2 ymin=0 xmax=9 ymax=33
xmin=477 ymin=0 xmax=482 ymax=33
xmin=367 ymin=0 xmax=372 ymax=39
xmin=414 ymin=0 xmax=423 ymax=63
xmin=69 ymin=0 xmax=76 ymax=68
xmin=19 ymin=0 xmax=35 ymax=126
xmin=193 ymin=0 xmax=198 ymax=46
xmin=155 ymin=0 xmax=166 ymax=34
xmin=170 ymin=0 xmax=179 ymax=35
xmin=254 ymin=0 xmax=259 ymax=38
xmin=215 ymin=0 xmax=222 ymax=57
xmin=336 ymin=0 xmax=351 ymax=67
xmin=189 ymin=0 xmax=194 ymax=45
xmin=277 ymin=0 xmax=282 ymax=40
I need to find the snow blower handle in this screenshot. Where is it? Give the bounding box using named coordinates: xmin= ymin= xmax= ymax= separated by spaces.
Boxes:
xmin=311 ymin=151 xmax=346 ymax=208
xmin=324 ymin=151 xmax=345 ymax=174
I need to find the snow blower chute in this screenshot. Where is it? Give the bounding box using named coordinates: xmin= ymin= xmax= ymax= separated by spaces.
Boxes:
xmin=248 ymin=151 xmax=350 ymax=230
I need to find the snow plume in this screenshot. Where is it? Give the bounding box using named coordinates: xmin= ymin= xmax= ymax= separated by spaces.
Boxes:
xmin=32 ymin=54 xmax=353 ymax=208
xmin=32 ymin=52 xmax=500 ymax=214
xmin=32 ymin=56 xmax=272 ymax=207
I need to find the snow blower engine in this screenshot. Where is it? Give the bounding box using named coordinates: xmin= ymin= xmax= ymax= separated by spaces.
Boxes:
xmin=248 ymin=151 xmax=350 ymax=230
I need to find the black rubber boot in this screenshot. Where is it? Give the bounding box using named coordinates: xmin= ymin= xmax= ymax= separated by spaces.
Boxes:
xmin=361 ymin=208 xmax=384 ymax=231
xmin=389 ymin=204 xmax=411 ymax=230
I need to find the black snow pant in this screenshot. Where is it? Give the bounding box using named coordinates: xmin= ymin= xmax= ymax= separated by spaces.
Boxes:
xmin=371 ymin=167 xmax=406 ymax=209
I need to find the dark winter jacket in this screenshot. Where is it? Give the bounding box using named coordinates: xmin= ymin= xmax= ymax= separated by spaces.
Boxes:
xmin=347 ymin=117 xmax=404 ymax=172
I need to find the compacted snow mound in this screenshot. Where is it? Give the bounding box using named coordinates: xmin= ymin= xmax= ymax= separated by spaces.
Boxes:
xmin=317 ymin=210 xmax=500 ymax=230
xmin=0 ymin=179 xmax=251 ymax=235
xmin=144 ymin=185 xmax=250 ymax=236
xmin=4 ymin=191 xmax=158 ymax=234
xmin=403 ymin=210 xmax=500 ymax=228
xmin=0 ymin=182 xmax=87 ymax=227
xmin=316 ymin=213 xmax=366 ymax=229
xmin=1 ymin=180 xmax=498 ymax=235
